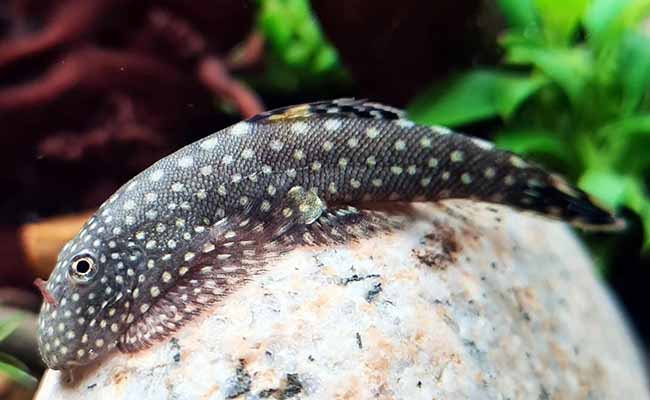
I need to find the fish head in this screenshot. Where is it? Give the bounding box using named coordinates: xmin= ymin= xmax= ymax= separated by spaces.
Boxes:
xmin=36 ymin=216 xmax=143 ymax=370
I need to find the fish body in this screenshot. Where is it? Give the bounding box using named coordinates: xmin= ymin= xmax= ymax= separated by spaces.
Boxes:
xmin=37 ymin=99 xmax=620 ymax=370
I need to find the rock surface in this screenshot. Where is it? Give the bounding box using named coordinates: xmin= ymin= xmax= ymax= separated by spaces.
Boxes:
xmin=35 ymin=202 xmax=650 ymax=399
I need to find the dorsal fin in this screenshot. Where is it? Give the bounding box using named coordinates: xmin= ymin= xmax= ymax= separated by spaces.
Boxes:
xmin=248 ymin=98 xmax=406 ymax=123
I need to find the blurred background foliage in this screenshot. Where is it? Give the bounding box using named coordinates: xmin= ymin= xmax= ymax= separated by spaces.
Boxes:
xmin=1 ymin=0 xmax=649 ymax=395
xmin=408 ymin=0 xmax=650 ymax=254
xmin=251 ymin=0 xmax=351 ymax=93
xmin=0 ymin=316 xmax=36 ymax=390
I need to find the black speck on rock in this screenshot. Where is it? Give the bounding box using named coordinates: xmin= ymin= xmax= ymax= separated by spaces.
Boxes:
xmin=225 ymin=360 xmax=251 ymax=399
xmin=283 ymin=374 xmax=303 ymax=398
xmin=366 ymin=283 xmax=382 ymax=302
xmin=170 ymin=337 xmax=181 ymax=363
xmin=257 ymin=373 xmax=304 ymax=399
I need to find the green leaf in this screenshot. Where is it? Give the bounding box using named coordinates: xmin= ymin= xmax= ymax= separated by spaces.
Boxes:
xmin=407 ymin=70 xmax=547 ymax=126
xmin=584 ymin=0 xmax=639 ymax=49
xmin=0 ymin=359 xmax=37 ymax=389
xmin=619 ymin=176 xmax=650 ymax=250
xmin=496 ymin=0 xmax=539 ymax=31
xmin=254 ymin=0 xmax=350 ymax=91
xmin=0 ymin=315 xmax=23 ymax=343
xmin=619 ymin=31 xmax=650 ymax=113
xmin=494 ymin=130 xmax=572 ymax=165
xmin=578 ymin=169 xmax=629 ymax=208
xmin=599 ymin=115 xmax=650 ymax=171
xmin=599 ymin=114 xmax=650 ymax=138
xmin=588 ymin=0 xmax=650 ymax=48
xmin=641 ymin=201 xmax=650 ymax=251
xmin=579 ymin=171 xmax=650 ymax=249
xmin=507 ymin=45 xmax=592 ymax=106
xmin=535 ymin=0 xmax=589 ymax=44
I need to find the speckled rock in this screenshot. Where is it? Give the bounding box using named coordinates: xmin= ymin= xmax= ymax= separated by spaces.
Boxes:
xmin=35 ymin=202 xmax=650 ymax=399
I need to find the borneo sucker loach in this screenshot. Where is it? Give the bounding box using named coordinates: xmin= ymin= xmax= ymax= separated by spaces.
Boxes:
xmin=36 ymin=98 xmax=623 ymax=370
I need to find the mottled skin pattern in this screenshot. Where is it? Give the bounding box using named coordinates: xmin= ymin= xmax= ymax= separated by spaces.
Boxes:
xmin=37 ymin=99 xmax=619 ymax=370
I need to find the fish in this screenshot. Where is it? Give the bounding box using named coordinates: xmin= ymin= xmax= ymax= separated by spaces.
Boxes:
xmin=36 ymin=98 xmax=623 ymax=370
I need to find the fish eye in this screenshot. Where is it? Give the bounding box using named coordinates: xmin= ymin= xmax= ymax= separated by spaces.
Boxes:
xmin=68 ymin=253 xmax=97 ymax=283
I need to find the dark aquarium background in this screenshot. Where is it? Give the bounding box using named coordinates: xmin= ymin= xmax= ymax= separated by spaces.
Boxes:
xmin=1 ymin=1 xmax=649 ymax=396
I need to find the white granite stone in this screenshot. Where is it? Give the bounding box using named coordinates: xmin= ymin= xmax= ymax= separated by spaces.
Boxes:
xmin=36 ymin=202 xmax=650 ymax=399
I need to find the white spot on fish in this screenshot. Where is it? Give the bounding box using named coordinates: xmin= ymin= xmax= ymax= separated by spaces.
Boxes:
xmin=146 ymin=210 xmax=158 ymax=220
xmin=171 ymin=182 xmax=185 ymax=192
xmin=178 ymin=156 xmax=194 ymax=168
xmin=324 ymin=119 xmax=342 ymax=131
xmin=322 ymin=141 xmax=334 ymax=151
xmin=241 ymin=148 xmax=255 ymax=159
xmin=290 ymin=121 xmax=308 ymax=134
xmin=145 ymin=192 xmax=158 ymax=203
xmin=510 ymin=155 xmax=528 ymax=168
xmin=450 ymin=150 xmax=464 ymax=162
xmin=433 ymin=125 xmax=453 ymax=135
xmin=366 ymin=127 xmax=379 ymax=139
xmin=200 ymin=165 xmax=213 ymax=176
xmin=395 ymin=119 xmax=415 ymax=128
xmin=231 ymin=122 xmax=251 ymax=137
xmin=270 ymin=140 xmax=284 ymax=151
xmin=203 ymin=243 xmax=216 ymax=253
xmin=150 ymin=170 xmax=164 ymax=182
xmin=200 ymin=137 xmax=219 ymax=150
xmin=471 ymin=138 xmax=494 ymax=150
xmin=222 ymin=154 xmax=234 ymax=165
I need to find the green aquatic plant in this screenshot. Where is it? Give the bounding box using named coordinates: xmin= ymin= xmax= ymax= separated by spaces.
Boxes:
xmin=254 ymin=0 xmax=350 ymax=92
xmin=0 ymin=315 xmax=37 ymax=389
xmin=408 ymin=0 xmax=650 ymax=249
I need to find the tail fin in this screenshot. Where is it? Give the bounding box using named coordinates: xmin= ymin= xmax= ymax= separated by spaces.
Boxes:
xmin=531 ymin=174 xmax=625 ymax=231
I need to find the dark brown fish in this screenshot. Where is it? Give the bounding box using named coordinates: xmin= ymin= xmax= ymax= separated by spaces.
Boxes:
xmin=36 ymin=99 xmax=622 ymax=370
